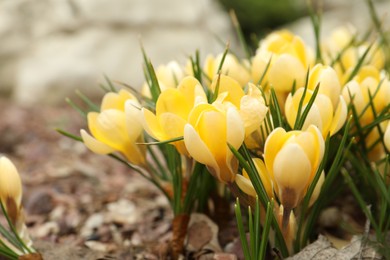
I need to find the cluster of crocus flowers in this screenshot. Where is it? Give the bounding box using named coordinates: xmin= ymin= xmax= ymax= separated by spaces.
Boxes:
xmin=69 ymin=24 xmax=389 ymax=258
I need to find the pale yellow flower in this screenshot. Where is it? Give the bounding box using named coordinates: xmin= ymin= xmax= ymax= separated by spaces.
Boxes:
xmin=365 ymin=121 xmax=389 ymax=162
xmin=342 ymin=66 xmax=390 ymax=126
xmin=184 ymin=103 xmax=245 ymax=183
xmin=264 ymin=125 xmax=325 ymax=210
xmin=285 ymin=88 xmax=347 ymax=137
xmin=307 ymin=64 xmax=342 ymax=108
xmin=0 ymin=156 xmax=22 ymax=220
xmin=235 ymin=158 xmax=273 ymax=199
xmin=210 ymin=75 xmax=268 ymax=137
xmin=81 ymin=89 xmax=146 ymax=165
xmin=141 ymin=60 xmax=185 ymax=98
xmin=323 ymin=25 xmax=385 ymax=82
xmin=203 ymin=53 xmax=251 ymax=87
xmin=252 ymin=30 xmax=314 ymax=92
xmin=142 ymin=76 xmax=207 ymax=156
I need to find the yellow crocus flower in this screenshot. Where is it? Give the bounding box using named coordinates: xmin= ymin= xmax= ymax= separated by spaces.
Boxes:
xmin=81 ymin=89 xmax=146 ymax=166
xmin=342 ymin=66 xmax=390 ymax=126
xmin=142 ymin=76 xmax=207 ymax=156
xmin=285 ymin=88 xmax=347 ymax=137
xmin=184 ymin=103 xmax=245 ymax=183
xmin=141 ymin=60 xmax=185 ymax=98
xmin=0 ymin=156 xmax=22 ymax=222
xmin=203 ymin=53 xmax=250 ymax=87
xmin=252 ymin=30 xmax=314 ymax=92
xmin=307 ymin=64 xmax=342 ymax=108
xmin=264 ymin=125 xmax=325 ymax=210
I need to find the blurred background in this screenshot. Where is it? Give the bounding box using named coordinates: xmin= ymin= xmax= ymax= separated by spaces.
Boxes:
xmin=0 ymin=0 xmax=388 ymax=105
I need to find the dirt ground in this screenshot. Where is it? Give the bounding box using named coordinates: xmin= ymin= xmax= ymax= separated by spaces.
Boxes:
xmin=0 ymin=98 xmax=245 ymax=260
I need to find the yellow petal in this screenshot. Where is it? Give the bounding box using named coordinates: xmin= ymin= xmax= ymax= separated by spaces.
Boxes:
xmin=329 ymin=96 xmax=348 ymax=136
xmin=156 ymin=89 xmax=191 ymax=119
xmin=125 ymin=100 xmax=144 ymax=141
xmin=264 ymin=128 xmax=293 ymax=179
xmin=101 ymin=89 xmax=137 ymax=111
xmin=89 ymin=110 xmax=128 ymax=151
xmin=141 ymin=108 xmax=167 ymax=140
xmin=210 ymin=75 xmax=244 ymax=107
xmin=177 ymin=76 xmax=207 ymax=106
xmin=184 ymin=124 xmax=219 ymax=177
xmin=240 ymin=84 xmax=268 ymax=135
xmin=268 ymin=54 xmax=306 ymax=92
xmin=309 ymin=171 xmax=325 ymax=207
xmin=273 ymin=143 xmax=312 ymax=208
xmin=0 ymin=157 xmax=22 ymax=209
xmin=235 ymin=174 xmax=257 ymax=197
xmin=80 ymin=129 xmax=116 ymax=155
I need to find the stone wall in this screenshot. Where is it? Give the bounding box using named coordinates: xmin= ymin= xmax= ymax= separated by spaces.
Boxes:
xmin=0 ymin=0 xmax=233 ymax=104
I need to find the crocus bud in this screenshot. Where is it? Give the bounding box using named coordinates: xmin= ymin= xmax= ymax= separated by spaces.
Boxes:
xmin=285 ymin=88 xmax=347 ymax=137
xmin=0 ymin=156 xmax=22 ymax=223
xmin=342 ymin=66 xmax=390 ymax=126
xmin=307 ymin=64 xmax=342 ymax=108
xmin=253 ymin=30 xmax=313 ymax=92
xmin=264 ymin=125 xmax=325 ymax=210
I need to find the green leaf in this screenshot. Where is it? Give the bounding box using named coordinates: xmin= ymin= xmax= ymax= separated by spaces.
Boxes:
xmin=235 ymin=198 xmax=252 ymax=260
xmin=136 ymin=136 xmax=184 ymax=146
xmin=141 ymin=44 xmax=161 ymax=103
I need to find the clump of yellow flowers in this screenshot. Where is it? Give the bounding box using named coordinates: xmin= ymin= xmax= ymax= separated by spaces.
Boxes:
xmin=61 ymin=9 xmax=390 ymax=258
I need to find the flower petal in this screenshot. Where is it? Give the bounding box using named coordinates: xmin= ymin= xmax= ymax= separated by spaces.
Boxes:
xmin=80 ymin=129 xmax=116 ymax=155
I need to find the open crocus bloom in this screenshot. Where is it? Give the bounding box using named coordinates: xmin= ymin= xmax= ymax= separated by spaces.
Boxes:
xmin=81 ymin=89 xmax=146 ymax=166
xmin=252 ymin=30 xmax=313 ymax=92
xmin=285 ymin=88 xmax=347 ymax=137
xmin=0 ymin=156 xmax=22 ymax=222
xmin=142 ymin=76 xmax=207 ymax=156
xmin=342 ymin=66 xmax=390 ymax=126
xmin=264 ymin=125 xmax=325 ymax=210
xmin=184 ymin=103 xmax=245 ymax=183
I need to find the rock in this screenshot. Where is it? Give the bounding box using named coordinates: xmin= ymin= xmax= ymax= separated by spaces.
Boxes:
xmin=0 ymin=0 xmax=233 ymax=104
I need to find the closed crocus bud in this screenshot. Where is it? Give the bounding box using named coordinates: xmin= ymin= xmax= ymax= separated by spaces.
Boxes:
xmin=142 ymin=76 xmax=207 ymax=156
xmin=235 ymin=158 xmax=273 ymax=199
xmin=81 ymin=89 xmax=146 ymax=166
xmin=385 ymin=121 xmax=390 ymax=152
xmin=342 ymin=66 xmax=390 ymax=126
xmin=264 ymin=125 xmax=325 ymax=211
xmin=307 ymin=64 xmax=342 ymax=108
xmin=203 ymin=53 xmax=250 ymax=87
xmin=285 ymin=88 xmax=347 ymax=137
xmin=254 ymin=30 xmax=313 ymax=92
xmin=210 ymin=75 xmax=268 ymax=137
xmin=184 ymin=103 xmax=245 ymax=183
xmin=141 ymin=60 xmax=185 ymax=98
xmin=0 ymin=157 xmax=22 ymax=223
